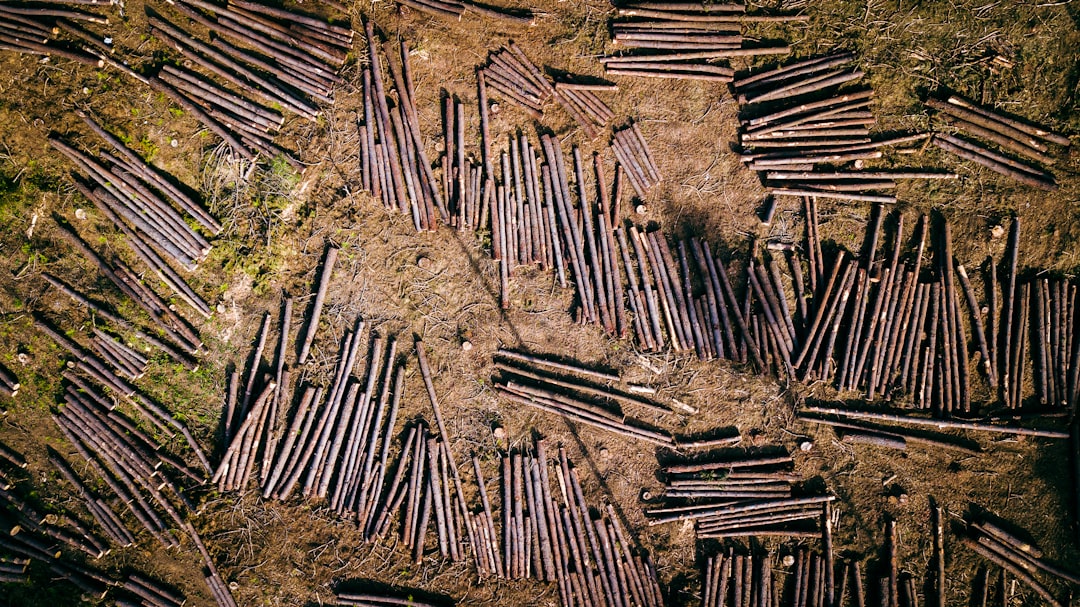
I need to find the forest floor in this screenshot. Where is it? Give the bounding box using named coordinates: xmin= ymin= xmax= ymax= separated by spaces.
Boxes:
xmin=1 ymin=0 xmax=1080 ymax=605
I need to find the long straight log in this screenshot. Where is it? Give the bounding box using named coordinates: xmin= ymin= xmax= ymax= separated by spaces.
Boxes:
xmin=802 ymin=406 xmax=1068 ymax=438
xmin=296 ymin=246 xmax=338 ymax=365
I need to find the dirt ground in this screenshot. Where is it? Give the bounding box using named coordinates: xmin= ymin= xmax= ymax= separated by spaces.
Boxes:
xmin=1 ymin=0 xmax=1080 ymax=605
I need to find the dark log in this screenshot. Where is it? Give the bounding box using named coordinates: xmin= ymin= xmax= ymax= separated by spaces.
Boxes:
xmin=946 ymin=95 xmax=1070 ymax=146
xmin=735 ymin=52 xmax=854 ymax=89
xmin=959 ymin=536 xmax=1063 ymax=607
xmin=932 ymin=136 xmax=1055 ymax=190
xmin=801 ymin=405 xmax=1067 ymax=438
xmin=927 ymin=98 xmax=1049 ymax=152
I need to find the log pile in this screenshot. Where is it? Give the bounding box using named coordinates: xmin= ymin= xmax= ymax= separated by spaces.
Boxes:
xmin=90 ymin=329 xmax=149 ymax=381
xmin=959 ymin=509 xmax=1078 ymax=607
xmin=554 ymin=79 xmax=616 ymax=139
xmin=783 ymin=208 xmax=974 ymax=410
xmin=239 ymin=321 xmax=461 ymax=565
xmin=0 ymin=0 xmax=109 ymax=67
xmin=252 ymin=320 xmax=405 ymax=515
xmin=0 ymin=363 xmax=18 ymax=398
xmin=646 ymin=449 xmax=829 ymax=540
xmin=33 ymin=311 xmax=211 ymax=472
xmin=336 ymin=589 xmax=452 ymax=607
xmin=1 ymin=458 xmax=111 ymax=560
xmin=356 ymin=28 xmax=445 ymax=232
xmin=540 ymin=137 xmax=626 ymax=335
xmin=155 ymin=62 xmax=292 ymax=166
xmin=442 ymin=95 xmax=485 ymax=232
xmin=61 ymin=108 xmax=217 ymax=313
xmin=470 ymin=438 xmax=665 ymax=607
xmin=142 ymin=0 xmax=351 ymax=166
xmin=40 ymin=271 xmax=197 ymax=368
xmin=49 ymin=446 xmax=137 ymax=548
xmin=1 ymin=443 xmax=188 ymax=604
xmin=789 ymin=211 xmax=1079 ymax=419
xmin=51 ymin=389 xmax=236 ymax=606
xmin=50 ymin=130 xmax=215 ymax=273
xmin=393 ymin=0 xmax=532 ymax=25
xmin=701 ymin=547 xmax=786 ymax=607
xmin=150 ymin=0 xmax=348 ymax=120
xmin=734 ymin=53 xmax=941 ymax=205
xmin=479 ymin=44 xmax=555 ymax=119
xmin=620 ymin=231 xmax=757 ymax=367
xmin=47 ymin=217 xmax=203 ymax=356
xmin=0 ymin=557 xmax=28 ymax=584
xmin=600 ymin=2 xmax=798 ymax=81
xmin=929 ymin=95 xmax=1068 ymax=191
xmin=610 ymin=122 xmax=660 ymax=196
xmin=697 ymin=517 xmax=940 ymax=607
xmin=480 ymin=46 xmax=613 ymax=137
xmin=493 ymin=349 xmax=677 ymax=447
xmin=488 ymin=131 xmax=551 ymax=289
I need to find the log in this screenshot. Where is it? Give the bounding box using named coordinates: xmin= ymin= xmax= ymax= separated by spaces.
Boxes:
xmin=802 ymin=406 xmax=1068 ymax=438
xmin=947 ymin=95 xmax=1070 ymax=147
xmin=296 ymin=247 xmax=338 ymax=365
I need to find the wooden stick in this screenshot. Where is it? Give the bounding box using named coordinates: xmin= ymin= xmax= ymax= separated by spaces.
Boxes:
xmin=297 ymin=247 xmax=338 ymax=365
xmin=802 ymin=406 xmax=1067 ymax=438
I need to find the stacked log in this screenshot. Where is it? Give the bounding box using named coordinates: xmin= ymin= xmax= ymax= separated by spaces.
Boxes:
xmin=479 ymin=44 xmax=555 ymax=119
xmin=610 ymin=122 xmax=660 ymax=196
xmin=33 ymin=312 xmax=211 ymax=472
xmin=601 ymin=2 xmax=797 ymax=81
xmin=646 ymin=450 xmax=827 ymax=539
xmin=336 ymin=589 xmax=452 ymax=607
xmin=90 ymin=329 xmax=148 ymax=381
xmin=49 ymin=446 xmax=137 ymax=548
xmin=47 ymin=216 xmax=202 ymax=356
xmin=155 ymin=62 xmax=292 ymax=167
xmin=355 ymin=29 xmax=445 ymax=232
xmin=69 ymin=170 xmax=212 ymax=318
xmin=46 ymin=384 xmax=238 ymax=605
xmin=733 ymin=53 xmax=933 ymax=201
xmin=701 ymin=547 xmax=824 ymax=607
xmin=618 ymin=229 xmax=759 ymax=368
xmin=141 ymin=0 xmax=350 ymax=166
xmin=959 ymin=510 xmax=1077 ymax=607
xmin=50 ymin=135 xmax=214 ymax=272
xmin=493 ymin=349 xmax=677 ymax=447
xmin=698 ymin=513 xmax=949 ymax=607
xmin=442 ymin=95 xmax=485 ymax=232
xmin=0 ymin=558 xmax=27 ymax=584
xmin=215 ymin=311 xmax=280 ymax=493
xmin=0 ymin=0 xmax=108 ymax=67
xmin=489 ymin=131 xmax=553 ymax=289
xmin=479 ymin=46 xmax=612 ymax=137
xmin=40 ymin=271 xmax=197 ymax=368
xmin=929 ymin=95 xmax=1067 ymax=191
xmin=394 ymin=0 xmax=533 ymax=24
xmin=150 ymin=0 xmax=348 ymax=119
xmin=0 ymin=442 xmax=188 ymax=604
xmin=466 ymin=438 xmax=665 ymax=607
xmin=554 ymin=79 xmax=616 ymax=139
xmin=782 ymin=208 xmax=988 ymax=413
